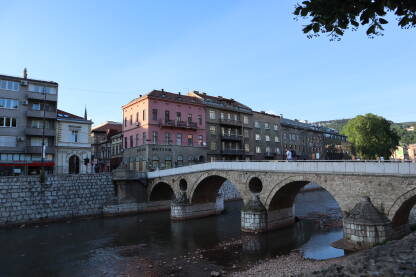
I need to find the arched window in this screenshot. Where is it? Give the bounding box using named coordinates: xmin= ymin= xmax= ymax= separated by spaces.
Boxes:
xmin=69 ymin=155 xmax=80 ymax=174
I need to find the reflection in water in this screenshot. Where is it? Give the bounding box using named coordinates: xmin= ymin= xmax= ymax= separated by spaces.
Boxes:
xmin=0 ymin=190 xmax=343 ymax=277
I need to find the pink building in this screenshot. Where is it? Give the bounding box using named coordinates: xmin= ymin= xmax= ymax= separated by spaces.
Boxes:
xmin=121 ymin=90 xmax=207 ymax=171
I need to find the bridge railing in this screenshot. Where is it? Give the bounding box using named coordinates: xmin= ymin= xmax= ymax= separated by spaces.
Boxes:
xmin=147 ymin=160 xmax=416 ymax=178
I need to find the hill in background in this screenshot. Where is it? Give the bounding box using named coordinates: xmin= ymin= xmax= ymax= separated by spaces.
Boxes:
xmin=315 ymin=119 xmax=416 ymax=145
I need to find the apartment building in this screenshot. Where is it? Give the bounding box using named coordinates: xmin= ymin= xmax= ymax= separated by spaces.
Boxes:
xmin=91 ymin=121 xmax=122 ymax=172
xmin=0 ymin=70 xmax=58 ymax=175
xmin=188 ymin=91 xmax=254 ymax=161
xmin=121 ymin=90 xmax=207 ymax=171
xmin=253 ymin=111 xmax=283 ymax=160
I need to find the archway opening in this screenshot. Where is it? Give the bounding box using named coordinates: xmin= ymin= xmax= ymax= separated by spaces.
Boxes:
xmin=192 ymin=175 xmax=228 ymax=204
xmin=69 ymin=155 xmax=80 ymax=174
xmin=392 ymin=195 xmax=416 ymax=231
xmin=179 ymin=179 xmax=188 ymax=191
xmin=149 ymin=182 xmax=174 ymax=201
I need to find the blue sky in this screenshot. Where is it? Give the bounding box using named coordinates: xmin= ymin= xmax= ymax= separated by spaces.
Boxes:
xmin=0 ymin=0 xmax=415 ymax=125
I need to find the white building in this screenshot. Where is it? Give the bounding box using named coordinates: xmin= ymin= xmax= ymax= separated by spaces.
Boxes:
xmin=55 ymin=109 xmax=93 ymax=174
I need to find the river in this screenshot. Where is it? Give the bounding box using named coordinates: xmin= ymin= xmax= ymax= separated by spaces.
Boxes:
xmin=0 ymin=189 xmax=343 ymax=277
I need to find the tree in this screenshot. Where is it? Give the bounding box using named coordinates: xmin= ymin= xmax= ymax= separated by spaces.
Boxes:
xmin=341 ymin=113 xmax=399 ymax=159
xmin=294 ymin=0 xmax=416 ymax=39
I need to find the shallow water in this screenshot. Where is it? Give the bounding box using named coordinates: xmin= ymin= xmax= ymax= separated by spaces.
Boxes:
xmin=0 ymin=189 xmax=343 ymax=277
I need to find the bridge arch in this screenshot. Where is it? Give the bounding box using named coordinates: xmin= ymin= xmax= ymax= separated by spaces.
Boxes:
xmin=149 ymin=182 xmax=174 ymax=201
xmin=388 ymin=187 xmax=416 ymax=228
xmin=190 ymin=173 xmax=231 ymax=204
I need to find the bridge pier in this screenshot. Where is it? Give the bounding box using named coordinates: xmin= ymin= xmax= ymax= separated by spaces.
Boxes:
xmin=171 ymin=191 xmax=224 ymax=221
xmin=241 ymin=195 xmax=268 ymax=233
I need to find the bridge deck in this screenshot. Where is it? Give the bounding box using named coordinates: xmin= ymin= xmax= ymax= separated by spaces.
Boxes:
xmin=147 ymin=161 xmax=416 ymax=178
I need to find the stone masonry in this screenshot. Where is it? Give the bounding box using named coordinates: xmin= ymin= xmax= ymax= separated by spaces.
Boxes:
xmin=0 ymin=174 xmax=114 ymax=226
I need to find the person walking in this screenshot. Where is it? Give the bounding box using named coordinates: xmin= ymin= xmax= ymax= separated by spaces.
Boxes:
xmin=286 ymin=149 xmax=292 ymax=161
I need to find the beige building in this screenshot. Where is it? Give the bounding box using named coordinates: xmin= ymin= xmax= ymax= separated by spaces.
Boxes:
xmin=55 ymin=110 xmax=93 ymax=174
xmin=407 ymin=144 xmax=416 ymax=161
xmin=391 ymin=145 xmax=409 ymax=160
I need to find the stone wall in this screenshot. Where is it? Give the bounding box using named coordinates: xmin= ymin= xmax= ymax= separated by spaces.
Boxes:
xmin=219 ymin=180 xmax=241 ymax=200
xmin=0 ymin=174 xmax=114 ymax=226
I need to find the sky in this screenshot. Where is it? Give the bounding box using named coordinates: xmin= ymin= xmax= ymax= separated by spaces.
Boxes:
xmin=0 ymin=0 xmax=415 ymax=125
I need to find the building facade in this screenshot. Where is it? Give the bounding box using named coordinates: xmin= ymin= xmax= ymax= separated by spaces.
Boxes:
xmin=0 ymin=70 xmax=58 ymax=175
xmin=121 ymin=90 xmax=207 ymax=171
xmin=253 ymin=111 xmax=283 ymax=160
xmin=110 ymin=131 xmax=123 ymax=171
xmin=91 ymin=121 xmax=122 ymax=172
xmin=55 ymin=110 xmax=93 ymax=174
xmin=188 ymin=91 xmax=254 ymax=161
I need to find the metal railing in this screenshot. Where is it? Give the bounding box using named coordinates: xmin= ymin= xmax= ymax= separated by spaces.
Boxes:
xmin=147 ymin=160 xmax=416 ymax=178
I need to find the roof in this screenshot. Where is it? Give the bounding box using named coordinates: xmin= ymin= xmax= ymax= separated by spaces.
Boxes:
xmin=345 ymin=197 xmax=390 ymax=225
xmin=91 ymin=121 xmax=122 ymax=133
xmin=189 ymin=90 xmax=251 ymax=111
xmin=57 ymin=109 xmax=92 ymax=124
xmin=0 ymin=74 xmax=58 ymax=85
xmin=253 ymin=110 xmax=280 ymax=118
xmin=123 ymin=89 xmax=204 ymax=108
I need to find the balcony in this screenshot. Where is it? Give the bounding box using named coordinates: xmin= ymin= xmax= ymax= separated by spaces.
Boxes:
xmin=221 ymin=149 xmax=245 ymax=155
xmin=159 ymin=120 xmax=198 ymax=130
xmin=25 ymin=128 xmax=56 ymax=137
xmin=27 ymin=110 xmax=56 ymax=119
xmin=219 ymin=118 xmax=242 ymax=126
xmin=26 ymin=92 xmax=57 ymax=102
xmin=221 ymin=134 xmax=243 ymax=141
xmin=265 ymin=152 xmax=275 ymax=158
xmin=25 ymin=146 xmax=55 ymax=154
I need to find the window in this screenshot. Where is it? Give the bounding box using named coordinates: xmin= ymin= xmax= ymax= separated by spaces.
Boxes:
xmin=28 ymin=84 xmax=56 ymax=94
xmin=255 ymin=134 xmax=261 ymax=141
xmin=243 ymin=116 xmax=249 ymax=124
xmin=275 ymin=136 xmax=279 ymax=143
xmin=130 ymin=136 xmax=133 ymax=147
xmin=276 ymin=147 xmax=281 ymax=154
xmin=220 ymin=112 xmax=225 ymax=120
xmin=209 ymin=110 xmax=215 ymax=120
xmin=209 ymin=126 xmax=216 ymax=135
xmin=31 ymin=120 xmax=49 ymax=129
xmin=187 ymin=113 xmax=192 ymax=123
xmin=244 ymin=129 xmax=249 ymax=138
xmin=0 ymin=98 xmax=18 ymax=109
xmin=197 ymin=115 xmax=202 ymax=125
xmin=234 ymin=114 xmax=238 ymax=121
xmin=165 ymin=110 xmax=170 ymax=121
xmin=177 ymin=155 xmax=183 ymax=166
xmin=198 ymin=135 xmax=203 ymax=146
xmin=254 ymin=121 xmax=260 ymax=128
xmin=143 ymin=132 xmax=147 ymax=144
xmin=130 ymin=115 xmax=133 ymax=125
xmin=72 ymin=130 xmax=79 ymax=142
xmin=176 ymin=134 xmax=182 ymax=145
xmin=136 ymin=112 xmax=139 ymax=123
xmin=0 ymin=80 xmax=20 ymax=91
xmin=227 ymin=113 xmax=231 ymax=120
xmin=273 ymin=124 xmax=278 ymax=131
xmin=265 ymin=135 xmax=270 ymax=142
xmin=30 ymin=137 xmax=48 ymax=146
xmin=245 ymin=143 xmax=250 ymax=152
xmin=124 ymin=117 xmax=127 ymax=127
xmin=266 ymin=146 xmax=271 ymax=153
xmin=152 ymin=131 xmax=158 ymax=144
xmin=136 ymin=134 xmax=139 ymax=146
xmin=124 ymin=137 xmax=128 ymax=148
xmin=32 ymin=103 xmax=41 ymax=110
xmin=176 ymin=112 xmax=181 ymax=122
xmin=152 ymin=109 xmax=158 ymax=121
xmin=0 ymin=136 xmax=17 ymax=147
xmin=187 ymin=134 xmax=193 ymax=146
xmin=265 ymin=123 xmax=270 ymax=129
xmin=165 ymin=133 xmax=171 ymax=144
xmin=210 ymin=142 xmax=216 ymax=150
xmin=256 ymin=146 xmax=261 ymax=153
xmin=142 ymin=109 xmax=146 ymax=121
xmin=0 ymin=117 xmax=16 ymax=128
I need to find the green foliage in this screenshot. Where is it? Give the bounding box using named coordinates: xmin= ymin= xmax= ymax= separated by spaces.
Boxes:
xmin=294 ymin=0 xmax=416 ymax=39
xmin=341 ymin=113 xmax=400 ymax=159
xmin=392 ymin=124 xmax=416 ymax=145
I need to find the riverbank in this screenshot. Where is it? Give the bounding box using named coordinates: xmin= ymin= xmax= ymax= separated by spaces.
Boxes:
xmin=233 ymin=231 xmax=416 ymax=277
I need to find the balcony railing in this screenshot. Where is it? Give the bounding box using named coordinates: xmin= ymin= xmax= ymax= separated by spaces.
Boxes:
xmin=26 ymin=92 xmax=57 ymax=102
xmin=159 ymin=120 xmax=198 ymax=130
xmin=27 ymin=110 xmax=57 ymax=119
xmin=221 ymin=134 xmax=243 ymax=141
xmin=219 ymin=118 xmax=242 ymax=126
xmin=221 ymin=149 xmax=245 ymax=155
xmin=25 ymin=128 xmax=56 ymax=137
xmin=25 ymin=146 xmax=55 ymax=154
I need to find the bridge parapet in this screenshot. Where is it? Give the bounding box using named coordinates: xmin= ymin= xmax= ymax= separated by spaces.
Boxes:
xmin=147 ymin=161 xmax=416 ymax=178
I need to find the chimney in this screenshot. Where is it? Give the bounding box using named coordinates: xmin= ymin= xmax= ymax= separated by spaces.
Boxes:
xmin=23 ymin=68 xmax=28 ymax=79
xmin=161 ymin=89 xmax=164 ymax=92
xmin=178 ymin=92 xmax=181 ymax=95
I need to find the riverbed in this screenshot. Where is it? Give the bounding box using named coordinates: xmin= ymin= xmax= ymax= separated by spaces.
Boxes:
xmin=0 ymin=189 xmax=343 ymax=277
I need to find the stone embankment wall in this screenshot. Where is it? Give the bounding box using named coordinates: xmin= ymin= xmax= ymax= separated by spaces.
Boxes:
xmin=0 ymin=174 xmax=114 ymax=226
xmin=219 ymin=180 xmax=241 ymax=200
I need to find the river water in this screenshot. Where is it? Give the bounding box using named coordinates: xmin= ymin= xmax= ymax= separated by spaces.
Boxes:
xmin=0 ymin=189 xmax=343 ymax=277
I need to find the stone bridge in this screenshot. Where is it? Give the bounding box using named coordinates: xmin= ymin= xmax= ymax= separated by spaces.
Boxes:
xmin=114 ymin=161 xmax=416 ymax=250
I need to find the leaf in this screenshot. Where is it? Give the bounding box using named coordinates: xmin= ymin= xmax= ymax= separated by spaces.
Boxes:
xmin=379 ymin=18 xmax=388 ymax=24
xmin=312 ymin=23 xmax=320 ymax=33
xmin=366 ymin=24 xmax=376 ymax=35
xmin=303 ymin=25 xmax=313 ymax=33
xmin=351 ymin=20 xmax=359 ymax=27
xmin=335 ymin=28 xmax=344 ymax=36
xmin=301 ymin=8 xmax=309 ymax=17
